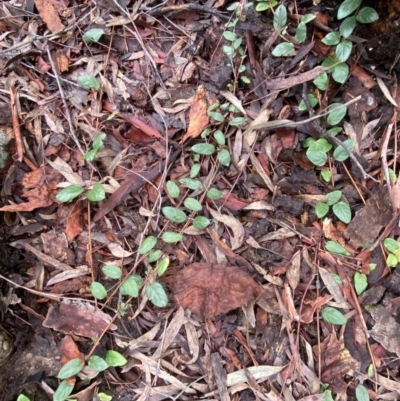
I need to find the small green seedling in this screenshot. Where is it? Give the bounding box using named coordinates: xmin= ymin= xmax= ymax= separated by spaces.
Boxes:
xmin=315 ymin=190 xmax=352 ymax=224
xmin=383 ymin=238 xmax=400 ymax=268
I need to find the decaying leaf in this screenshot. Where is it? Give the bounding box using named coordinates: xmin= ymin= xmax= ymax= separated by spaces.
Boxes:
xmin=181 ymin=85 xmax=209 ymax=142
xmin=34 ymin=0 xmax=65 ymax=33
xmin=43 ymin=299 xmax=117 ymax=337
xmin=173 ymin=263 xmax=263 ymax=319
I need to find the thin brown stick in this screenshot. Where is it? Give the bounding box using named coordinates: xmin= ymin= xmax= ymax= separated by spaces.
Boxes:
xmin=10 ymin=86 xmax=23 ymax=161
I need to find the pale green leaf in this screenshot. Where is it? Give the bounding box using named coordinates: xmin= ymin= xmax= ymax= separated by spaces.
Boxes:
xmin=162 ymin=206 xmax=187 ymax=223
xmin=58 ymin=358 xmax=83 ymax=379
xmin=90 ymin=282 xmax=107 ymax=300
xmin=139 ymin=236 xmax=157 ymax=254
xmin=102 ymin=265 xmax=122 ymax=280
xmin=146 ymin=282 xmax=168 ymax=307
xmin=105 ymin=350 xmax=127 ymax=367
xmin=322 ymin=306 xmax=347 ymax=325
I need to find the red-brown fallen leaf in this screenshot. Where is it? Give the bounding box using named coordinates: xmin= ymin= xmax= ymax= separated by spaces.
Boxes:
xmin=0 ymin=167 xmax=61 ymax=212
xmin=43 ymin=300 xmax=117 ymax=338
xmin=313 ymin=332 xmax=358 ymax=394
xmin=208 ymin=192 xmax=248 ymax=211
xmin=349 ymin=60 xmax=376 ymax=89
xmin=181 ymin=85 xmax=209 ymax=143
xmin=173 ymin=263 xmax=263 ymax=319
xmin=34 ymin=0 xmax=65 ymax=33
xmin=66 ymin=200 xmax=84 ymax=241
xmin=60 ymin=335 xmax=84 ymax=366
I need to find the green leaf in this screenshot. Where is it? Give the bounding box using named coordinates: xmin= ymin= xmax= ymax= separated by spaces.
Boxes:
xmin=179 ymin=177 xmax=202 ymax=190
xmin=324 ymin=190 xmax=342 ymax=206
xmin=326 ymin=240 xmax=350 ymax=256
xmin=83 ymin=149 xmax=97 ymax=161
xmin=218 ymin=149 xmax=231 ymax=166
xmin=146 ymin=282 xmax=169 ymax=307
xmin=223 ymin=31 xmax=237 ymax=41
xmin=301 ymin=13 xmax=316 ymax=24
xmin=331 ymin=273 xmax=343 ymax=285
xmin=340 ymin=16 xmax=357 ymax=38
xmin=90 ymin=282 xmax=107 ymax=300
xmin=321 ymin=171 xmax=332 ymax=182
xmin=316 ymin=202 xmax=330 ymax=218
xmin=336 ymin=40 xmax=352 ymax=62
xmin=229 ymin=116 xmax=247 ymax=126
xmin=322 ymin=307 xmax=347 ymax=325
xmin=148 ymin=249 xmax=162 ymax=263
xmin=157 ymin=256 xmax=170 ymax=276
xmin=322 ymin=55 xmax=337 ymax=73
xmin=233 ymin=37 xmax=242 ymax=49
xmin=92 ymin=132 xmax=106 ymax=150
xmin=56 ymin=184 xmax=85 ymax=203
xmin=333 ymin=202 xmax=352 ymax=222
xmin=367 ymin=364 xmax=375 ymax=377
xmin=201 ymin=127 xmax=211 ymax=138
xmin=313 ymin=72 xmax=328 ymax=91
xmin=87 ymin=183 xmax=105 ymax=202
xmin=139 ymin=236 xmax=157 ymax=254
xmin=105 ymin=350 xmax=127 ymax=367
xmin=299 ymin=94 xmax=318 ymax=111
xmin=17 ymin=396 xmax=31 ymax=401
xmin=310 ymin=138 xmax=332 ymax=153
xmin=191 ymin=143 xmax=216 ymax=155
xmin=241 ymin=76 xmax=251 ymax=84
xmin=274 ymin=4 xmax=287 ymax=28
xmin=295 ymin=22 xmax=307 ymax=43
xmin=327 ymin=127 xmax=342 ymax=136
xmin=303 ymin=137 xmax=315 ymax=148
xmin=354 ymin=272 xmax=368 ymax=295
xmin=120 ymin=275 xmax=142 ymax=297
xmin=213 ymin=130 xmax=225 ymax=146
xmin=98 ymin=393 xmax=113 ymax=401
xmin=58 ymin=358 xmax=84 ymax=379
xmin=162 ymin=206 xmax=187 ymax=223
xmin=306 ymin=149 xmax=327 ymax=166
xmin=383 ymin=238 xmax=400 ymax=253
xmin=102 ymin=265 xmax=122 ymax=280
xmin=256 ymin=1 xmax=277 ymax=11
xmin=190 ymin=163 xmax=201 ymax=178
xmin=322 ymin=32 xmax=341 ymax=46
xmin=332 ymin=63 xmax=349 ymax=84
xmin=333 ymin=138 xmax=355 ymax=161
xmin=161 ymin=231 xmax=183 ymax=243
xmin=356 ymin=7 xmax=379 ymax=23
xmin=388 ymin=168 xmax=397 ymax=182
xmin=88 ymin=355 xmax=109 ymax=372
xmin=355 ymin=384 xmax=370 ymax=401
xmin=53 ymin=380 xmax=74 ymax=401
xmin=207 ymin=188 xmax=223 ymax=200
xmin=238 ymin=65 xmax=246 ymax=73
xmin=193 ymin=215 xmax=211 ymax=229
xmin=77 ymin=75 xmax=100 ymax=90
xmin=272 ymin=42 xmax=294 ymax=57
xmin=387 ymin=253 xmax=398 ymax=267
xmin=208 ymin=111 xmax=225 ymax=121
xmin=166 ymin=181 xmax=180 ymax=198
xmin=323 ymin=390 xmax=334 ymax=401
xmin=337 ymin=0 xmax=362 ymax=20
xmin=369 ymin=263 xmax=377 ymax=272
xmin=83 ymin=28 xmax=104 ymax=43
xmin=184 ymin=197 xmax=203 ymax=211
xmin=327 ymin=103 xmax=347 ymax=126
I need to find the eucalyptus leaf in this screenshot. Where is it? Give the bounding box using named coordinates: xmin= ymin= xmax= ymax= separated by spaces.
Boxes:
xmin=157 ymin=257 xmax=170 ymax=276
xmin=323 ymin=190 xmax=342 ymax=206
xmin=208 ymin=111 xmax=225 ymax=122
xmin=336 ymin=40 xmax=352 ymax=62
xmin=88 ymin=356 xmax=109 ymax=372
xmin=83 ymin=28 xmax=104 ymax=43
xmin=306 ymin=149 xmax=327 ymax=166
xmin=354 ymin=272 xmax=368 ymax=295
xmin=383 ymin=238 xmax=400 ymax=253
xmin=356 ymin=7 xmax=379 ymax=23
xmin=53 ymin=380 xmax=74 ymax=401
xmin=191 ymin=143 xmax=216 ymax=155
xmin=299 ymin=94 xmax=318 ymax=111
xmin=229 ymin=116 xmax=247 ymax=126
xmin=315 ymin=202 xmax=330 ymax=218
xmin=190 ymin=163 xmax=201 ymax=178
xmin=148 ymin=249 xmax=162 ymax=263
xmin=325 ymin=240 xmax=350 ymax=256
xmin=332 ymin=63 xmax=349 ymax=84
xmin=207 ymin=188 xmax=223 ymax=200
xmin=223 ymin=31 xmax=237 ymax=41
xmin=87 ymin=183 xmax=105 ymax=202
xmin=339 ymin=16 xmax=357 ymax=38
xmin=321 ymin=32 xmax=341 ymax=46
xmin=179 ymin=177 xmax=202 ymax=190
xmin=213 ymin=130 xmax=225 ymax=146
xmin=272 ymin=42 xmax=294 ymax=57
xmin=337 ymin=0 xmax=362 ymax=20
xmin=327 ymin=103 xmax=347 ymax=126
xmin=333 ymin=138 xmax=355 ymax=161
xmin=294 ymin=22 xmax=307 ymax=43
xmin=120 ymin=275 xmax=142 ymax=297
xmin=218 ymin=149 xmax=231 ymax=166
xmin=355 ymin=384 xmax=370 ymax=401
xmin=321 ymin=170 xmax=332 ymax=182
xmin=274 ymin=4 xmax=287 ymax=28
xmin=313 ymin=72 xmax=328 ymax=90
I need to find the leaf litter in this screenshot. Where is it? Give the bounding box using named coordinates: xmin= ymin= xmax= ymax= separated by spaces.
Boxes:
xmin=1 ymin=0 xmax=400 ymax=400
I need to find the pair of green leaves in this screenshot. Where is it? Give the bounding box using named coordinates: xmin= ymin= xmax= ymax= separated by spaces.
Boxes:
xmin=383 ymin=237 xmax=400 ymax=268
xmin=315 ymin=190 xmax=352 ymax=224
xmin=84 ymin=132 xmax=106 ymax=162
xmin=57 ymin=182 xmax=105 ymax=203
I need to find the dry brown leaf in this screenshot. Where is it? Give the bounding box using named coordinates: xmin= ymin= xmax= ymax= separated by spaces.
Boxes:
xmin=60 ymin=335 xmax=84 ymax=366
xmin=173 ymin=263 xmax=263 ymax=319
xmin=286 ymin=251 xmax=301 ymax=291
xmin=0 ymin=168 xmax=61 ymax=212
xmin=35 ymin=0 xmax=64 ymax=34
xmin=108 ymin=243 xmax=133 ymax=258
xmin=43 ymin=299 xmax=117 ymax=337
xmin=66 ymin=200 xmax=84 ymax=241
xmin=208 ymin=207 xmax=244 ymax=250
xmin=181 ymin=85 xmax=209 ymax=142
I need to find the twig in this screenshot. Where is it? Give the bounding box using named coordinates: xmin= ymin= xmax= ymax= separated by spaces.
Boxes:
xmin=380 ymin=123 xmax=393 ymax=201
xmin=46 ymin=48 xmax=98 ymax=172
xmin=10 ymin=86 xmax=24 ymax=161
xmin=301 ymin=83 xmax=378 ymax=182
